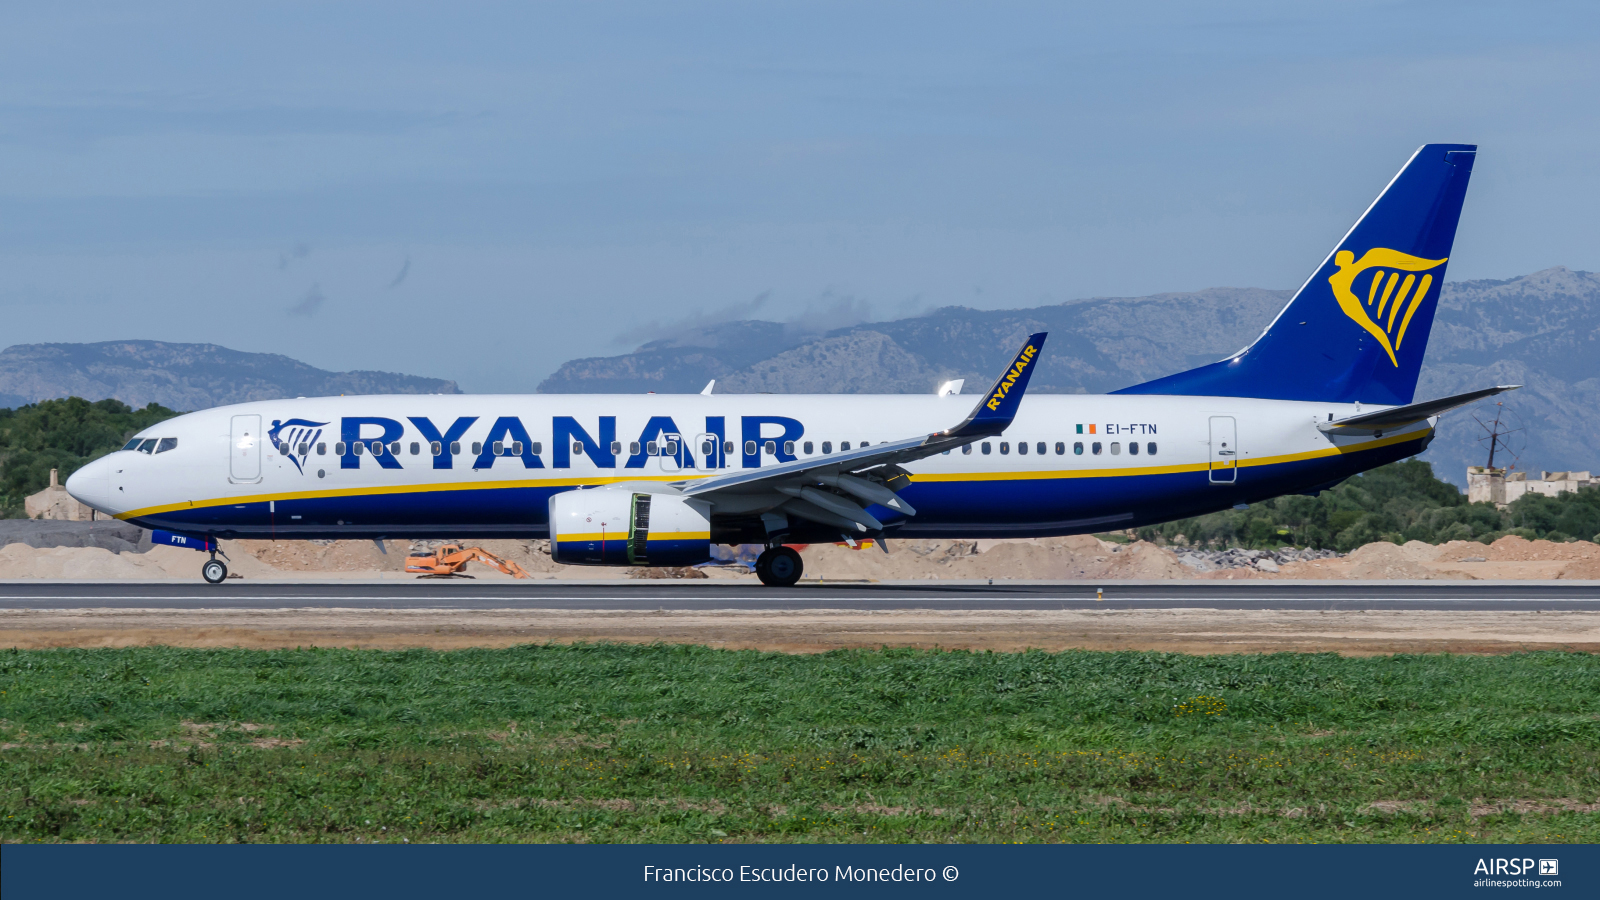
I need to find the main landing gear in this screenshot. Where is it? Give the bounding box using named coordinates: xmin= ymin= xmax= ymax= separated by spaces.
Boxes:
xmin=201 ymin=554 xmax=228 ymax=584
xmin=754 ymin=545 xmax=803 ymax=587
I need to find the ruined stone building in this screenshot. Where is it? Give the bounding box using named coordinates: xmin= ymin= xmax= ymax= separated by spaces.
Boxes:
xmin=1467 ymin=467 xmax=1598 ymax=507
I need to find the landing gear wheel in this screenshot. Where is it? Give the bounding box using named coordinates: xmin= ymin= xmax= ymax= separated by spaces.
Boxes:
xmin=755 ymin=546 xmax=803 ymax=587
xmin=202 ymin=558 xmax=228 ymax=584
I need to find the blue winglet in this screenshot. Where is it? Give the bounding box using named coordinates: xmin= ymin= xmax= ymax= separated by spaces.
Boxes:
xmin=945 ymin=332 xmax=1047 ymax=439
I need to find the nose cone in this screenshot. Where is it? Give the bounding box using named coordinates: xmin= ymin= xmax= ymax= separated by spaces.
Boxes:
xmin=65 ymin=456 xmax=118 ymax=516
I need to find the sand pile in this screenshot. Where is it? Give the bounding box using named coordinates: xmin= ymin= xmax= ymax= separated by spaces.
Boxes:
xmin=2 ymin=528 xmax=1596 ymax=581
xmin=1203 ymin=535 xmax=1600 ymax=581
xmin=0 ymin=542 xmax=283 ymax=580
xmin=791 ymin=535 xmax=1185 ymax=581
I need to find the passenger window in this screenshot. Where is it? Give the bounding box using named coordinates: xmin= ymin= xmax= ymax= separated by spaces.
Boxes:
xmin=860 ymin=441 xmax=869 ymax=447
xmin=999 ymin=442 xmax=1010 ymax=455
xmin=430 ymin=441 xmax=442 ymax=456
xmin=1129 ymin=441 xmax=1139 ymax=456
xmin=1092 ymin=442 xmax=1102 ymax=455
xmin=353 ymin=442 xmax=365 ymax=456
xmin=372 ymin=442 xmax=385 ymax=456
xmin=841 ymin=442 xmax=851 ymax=451
xmin=702 ymin=441 xmax=714 ymax=456
xmin=295 ymin=442 xmax=308 ymax=456
xmin=572 ymin=442 xmax=585 ymax=456
xmin=630 ymin=442 xmax=640 ymax=455
xmin=665 ymin=441 xmax=679 ymax=456
xmin=1017 ymin=441 xmax=1028 ymax=455
xmin=822 ymin=441 xmax=832 ymax=454
xmin=1037 ymin=442 xmax=1046 ymax=455
xmin=981 ymin=442 xmax=991 ymax=455
xmin=410 ymin=442 xmax=420 ymax=456
xmin=532 ymin=443 xmax=542 ymax=455
xmin=1111 ymin=442 xmax=1121 ymax=455
xmin=493 ymin=442 xmax=506 ymax=456
xmin=1056 ymin=442 xmax=1065 ymax=455
xmin=647 ymin=441 xmax=659 ymax=455
xmin=744 ymin=440 xmax=757 ymax=456
xmin=317 ymin=442 xmax=326 ymax=455
xmin=783 ymin=440 xmax=795 ymax=455
xmin=450 ymin=442 xmax=460 ymax=455
xmin=803 ymin=441 xmax=813 ymax=454
xmin=137 ymin=439 xmax=158 ymax=454
xmin=388 ymin=442 xmax=400 ymax=456
xmin=763 ymin=441 xmax=776 ymax=455
xmin=611 ymin=441 xmax=622 ymax=455
xmin=512 ymin=441 xmax=524 ymax=455
xmin=276 ymin=441 xmax=289 ymax=454
xmin=962 ymin=444 xmax=972 ymax=455
xmin=1147 ymin=442 xmax=1157 ymax=455
xmin=335 ymin=442 xmax=347 ymax=455
xmin=723 ymin=440 xmax=734 ymax=455
xmin=471 ymin=442 xmax=481 ymax=455
xmin=157 ymin=438 xmax=178 ymax=454
xmin=122 ymin=438 xmax=142 ymax=451
xmin=1073 ymin=442 xmax=1083 ymax=455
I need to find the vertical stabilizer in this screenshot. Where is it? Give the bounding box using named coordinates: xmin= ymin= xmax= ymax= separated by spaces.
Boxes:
xmin=1116 ymin=143 xmax=1476 ymax=405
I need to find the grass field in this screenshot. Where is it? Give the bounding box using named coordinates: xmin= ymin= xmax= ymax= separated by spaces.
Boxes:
xmin=2 ymin=644 xmax=1597 ymax=843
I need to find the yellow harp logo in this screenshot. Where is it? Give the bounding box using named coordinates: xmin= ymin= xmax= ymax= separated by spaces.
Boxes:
xmin=1328 ymin=248 xmax=1446 ymax=367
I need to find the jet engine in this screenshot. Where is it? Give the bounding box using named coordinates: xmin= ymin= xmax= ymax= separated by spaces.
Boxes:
xmin=548 ymin=486 xmax=712 ymax=567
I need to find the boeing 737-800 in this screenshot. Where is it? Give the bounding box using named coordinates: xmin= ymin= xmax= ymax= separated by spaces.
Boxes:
xmin=66 ymin=143 xmax=1511 ymax=586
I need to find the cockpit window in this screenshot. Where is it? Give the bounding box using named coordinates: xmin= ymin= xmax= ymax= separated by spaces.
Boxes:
xmin=156 ymin=438 xmax=178 ymax=454
xmin=122 ymin=438 xmax=143 ymax=451
xmin=137 ymin=439 xmax=158 ymax=454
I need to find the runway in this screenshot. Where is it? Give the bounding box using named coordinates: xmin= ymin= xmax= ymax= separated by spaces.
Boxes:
xmin=1 ymin=580 xmax=1598 ymax=611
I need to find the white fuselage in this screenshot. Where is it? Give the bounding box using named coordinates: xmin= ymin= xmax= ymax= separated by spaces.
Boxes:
xmin=66 ymin=392 xmax=1431 ymax=543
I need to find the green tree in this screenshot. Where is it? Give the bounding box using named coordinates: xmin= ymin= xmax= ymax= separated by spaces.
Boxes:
xmin=0 ymin=397 xmax=179 ymax=517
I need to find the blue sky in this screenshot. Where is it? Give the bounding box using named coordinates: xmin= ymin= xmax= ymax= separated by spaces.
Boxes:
xmin=2 ymin=1 xmax=1597 ymax=391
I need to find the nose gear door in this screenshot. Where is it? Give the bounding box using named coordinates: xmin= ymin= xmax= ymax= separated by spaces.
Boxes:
xmin=230 ymin=415 xmax=262 ymax=483
xmin=1209 ymin=416 xmax=1237 ymax=484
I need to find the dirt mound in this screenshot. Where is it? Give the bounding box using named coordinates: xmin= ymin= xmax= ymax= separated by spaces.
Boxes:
xmin=794 ymin=535 xmax=1186 ymax=581
xmin=0 ymin=543 xmax=283 ymax=580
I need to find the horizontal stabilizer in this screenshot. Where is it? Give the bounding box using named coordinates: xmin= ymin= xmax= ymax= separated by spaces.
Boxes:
xmin=1319 ymin=385 xmax=1519 ymax=434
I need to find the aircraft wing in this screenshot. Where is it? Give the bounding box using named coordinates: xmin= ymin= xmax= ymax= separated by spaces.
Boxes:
xmin=675 ymin=332 xmax=1046 ymax=531
xmin=1318 ymin=384 xmax=1521 ymax=435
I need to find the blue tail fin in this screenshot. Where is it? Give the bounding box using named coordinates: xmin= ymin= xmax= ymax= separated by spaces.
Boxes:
xmin=1115 ymin=143 xmax=1476 ymax=405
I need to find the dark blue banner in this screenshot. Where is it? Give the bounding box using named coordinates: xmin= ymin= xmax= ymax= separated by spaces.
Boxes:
xmin=3 ymin=844 xmax=1592 ymax=899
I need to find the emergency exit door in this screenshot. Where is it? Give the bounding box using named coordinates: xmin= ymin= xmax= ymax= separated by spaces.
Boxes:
xmin=1209 ymin=416 xmax=1237 ymax=484
xmin=231 ymin=414 xmax=262 ymax=483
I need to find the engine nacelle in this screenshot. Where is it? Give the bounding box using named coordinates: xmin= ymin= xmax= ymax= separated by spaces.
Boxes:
xmin=548 ymin=487 xmax=712 ymax=566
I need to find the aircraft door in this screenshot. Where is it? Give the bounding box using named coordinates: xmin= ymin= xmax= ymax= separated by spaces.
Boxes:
xmin=695 ymin=433 xmax=722 ymax=469
xmin=230 ymin=414 xmax=262 ymax=483
xmin=1208 ymin=416 xmax=1237 ymax=484
xmin=657 ymin=432 xmax=683 ymax=473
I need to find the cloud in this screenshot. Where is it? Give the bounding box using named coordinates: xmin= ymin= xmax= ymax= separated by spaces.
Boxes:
xmin=610 ymin=288 xmax=917 ymax=349
xmin=288 ymin=284 xmax=326 ymax=317
xmin=277 ymin=242 xmax=312 ymax=270
xmin=611 ymin=291 xmax=774 ymax=347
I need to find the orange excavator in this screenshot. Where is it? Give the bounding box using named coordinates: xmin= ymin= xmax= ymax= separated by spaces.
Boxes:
xmin=404 ymin=543 xmax=532 ymax=579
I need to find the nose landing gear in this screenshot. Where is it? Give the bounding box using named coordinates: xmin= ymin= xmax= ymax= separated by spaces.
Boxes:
xmin=201 ymin=556 xmax=228 ymax=584
xmin=754 ymin=545 xmax=803 ymax=587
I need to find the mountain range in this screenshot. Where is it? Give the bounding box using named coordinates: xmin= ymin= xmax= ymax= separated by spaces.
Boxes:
xmin=0 ymin=341 xmax=460 ymax=411
xmin=4 ymin=269 xmax=1593 ymax=489
xmin=540 ymin=267 xmax=1600 ymax=487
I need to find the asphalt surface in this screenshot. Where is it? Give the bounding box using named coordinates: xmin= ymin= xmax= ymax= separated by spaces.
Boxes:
xmin=0 ymin=581 xmax=1597 ymax=611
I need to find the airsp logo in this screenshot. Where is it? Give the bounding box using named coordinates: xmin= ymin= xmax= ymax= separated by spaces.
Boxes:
xmin=1327 ymin=248 xmax=1447 ymax=367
